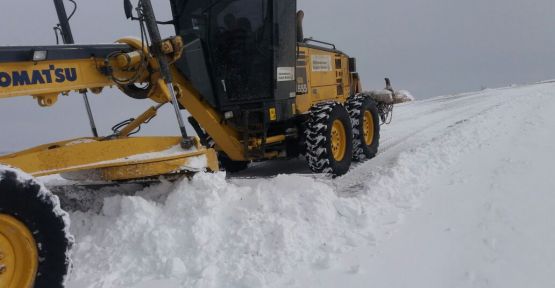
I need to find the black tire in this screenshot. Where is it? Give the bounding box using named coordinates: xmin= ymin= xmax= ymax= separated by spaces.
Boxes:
xmin=347 ymin=95 xmax=381 ymax=161
xmin=206 ymin=137 xmax=250 ymax=173
xmin=120 ymin=83 xmax=151 ymax=100
xmin=305 ymin=102 xmax=353 ymax=176
xmin=0 ymin=168 xmax=73 ymax=288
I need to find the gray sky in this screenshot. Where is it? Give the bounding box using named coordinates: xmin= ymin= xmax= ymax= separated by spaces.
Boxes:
xmin=0 ymin=0 xmax=554 ymax=151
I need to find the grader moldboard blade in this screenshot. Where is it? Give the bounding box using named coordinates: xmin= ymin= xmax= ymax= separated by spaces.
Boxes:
xmin=0 ymin=136 xmax=218 ymax=183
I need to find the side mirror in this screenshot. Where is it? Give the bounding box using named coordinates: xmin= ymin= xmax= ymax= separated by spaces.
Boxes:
xmin=124 ymin=0 xmax=134 ymax=19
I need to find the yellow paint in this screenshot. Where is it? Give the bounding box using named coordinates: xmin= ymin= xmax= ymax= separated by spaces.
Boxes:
xmin=116 ymin=105 xmax=159 ymax=138
xmin=0 ymin=35 xmax=360 ymax=178
xmin=0 ymin=58 xmax=136 ymax=101
xmin=331 ymin=120 xmax=347 ymax=162
xmin=295 ymin=46 xmax=353 ymax=113
xmin=171 ymin=68 xmax=247 ymax=161
xmin=0 ymin=36 xmax=247 ymax=170
xmin=269 ymin=108 xmax=277 ymax=121
xmin=33 ymin=93 xmax=59 ymax=107
xmin=0 ymin=214 xmax=38 ymax=288
xmin=98 ymin=154 xmax=216 ymax=181
xmin=0 ymin=137 xmax=218 ymax=180
xmin=116 ymin=37 xmax=169 ymax=104
xmin=363 ymin=110 xmax=374 ymax=145
xmin=255 ymin=135 xmax=286 ymax=146
xmin=116 ymin=51 xmax=143 ymax=70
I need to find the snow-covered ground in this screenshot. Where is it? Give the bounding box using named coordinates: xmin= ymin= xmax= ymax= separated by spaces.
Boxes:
xmin=47 ymin=82 xmax=555 ymax=288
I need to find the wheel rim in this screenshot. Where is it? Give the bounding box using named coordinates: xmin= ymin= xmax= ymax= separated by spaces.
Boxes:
xmin=363 ymin=110 xmax=375 ymax=145
xmin=0 ymin=214 xmax=38 ymax=288
xmin=331 ymin=119 xmax=347 ymax=161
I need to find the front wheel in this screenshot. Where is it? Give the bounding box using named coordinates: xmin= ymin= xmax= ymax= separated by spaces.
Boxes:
xmin=0 ymin=167 xmax=73 ymax=288
xmin=305 ymin=102 xmax=353 ymax=176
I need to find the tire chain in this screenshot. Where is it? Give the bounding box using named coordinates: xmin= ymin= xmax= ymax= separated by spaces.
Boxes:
xmin=346 ymin=94 xmax=367 ymax=161
xmin=304 ymin=101 xmax=338 ymax=173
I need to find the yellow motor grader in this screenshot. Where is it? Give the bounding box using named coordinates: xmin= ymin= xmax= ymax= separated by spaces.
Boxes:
xmin=0 ymin=0 xmax=396 ymax=286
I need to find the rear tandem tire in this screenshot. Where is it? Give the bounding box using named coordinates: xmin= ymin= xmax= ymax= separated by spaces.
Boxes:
xmin=347 ymin=95 xmax=381 ymax=161
xmin=305 ymin=102 xmax=353 ymax=176
xmin=0 ymin=168 xmax=73 ymax=288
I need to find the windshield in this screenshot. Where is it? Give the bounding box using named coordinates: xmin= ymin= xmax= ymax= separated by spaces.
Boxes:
xmin=171 ymin=0 xmax=274 ymax=103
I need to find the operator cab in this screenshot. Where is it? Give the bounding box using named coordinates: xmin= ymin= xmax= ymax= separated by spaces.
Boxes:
xmin=170 ymin=0 xmax=297 ymax=122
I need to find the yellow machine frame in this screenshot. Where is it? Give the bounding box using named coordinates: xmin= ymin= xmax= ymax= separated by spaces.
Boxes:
xmin=0 ymin=35 xmax=361 ymax=181
xmin=295 ymin=46 xmax=357 ymax=113
xmin=0 ymin=37 xmax=229 ymax=180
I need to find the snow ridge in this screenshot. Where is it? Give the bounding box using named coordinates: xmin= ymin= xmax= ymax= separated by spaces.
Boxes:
xmin=65 ymin=84 xmax=553 ymax=287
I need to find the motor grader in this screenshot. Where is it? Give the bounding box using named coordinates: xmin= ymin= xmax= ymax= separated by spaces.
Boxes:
xmin=0 ymin=0 xmax=396 ymax=286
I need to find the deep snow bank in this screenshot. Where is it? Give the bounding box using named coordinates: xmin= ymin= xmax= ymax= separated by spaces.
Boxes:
xmin=63 ymin=82 xmax=555 ymax=287
xmin=285 ymin=83 xmax=555 ymax=288
xmin=67 ymin=173 xmax=375 ymax=287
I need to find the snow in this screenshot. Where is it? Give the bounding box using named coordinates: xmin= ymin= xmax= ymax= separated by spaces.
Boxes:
xmin=286 ymin=84 xmax=555 ymax=288
xmin=64 ymin=138 xmax=97 ymax=146
xmin=367 ymin=90 xmax=394 ymax=104
xmin=395 ymin=90 xmax=415 ymax=102
xmin=366 ymin=89 xmax=414 ymax=104
xmin=67 ymin=173 xmax=349 ymax=287
xmin=37 ymin=82 xmax=555 ymax=287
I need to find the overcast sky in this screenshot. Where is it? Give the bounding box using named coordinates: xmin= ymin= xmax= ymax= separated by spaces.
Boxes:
xmin=0 ymin=0 xmax=554 ymax=151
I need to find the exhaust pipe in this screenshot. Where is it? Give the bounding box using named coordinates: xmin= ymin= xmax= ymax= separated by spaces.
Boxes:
xmin=53 ymin=0 xmax=74 ymax=44
xmin=297 ymin=10 xmax=304 ymax=42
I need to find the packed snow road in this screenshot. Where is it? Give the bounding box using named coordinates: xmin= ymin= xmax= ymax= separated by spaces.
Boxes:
xmin=53 ymin=82 xmax=555 ymax=288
